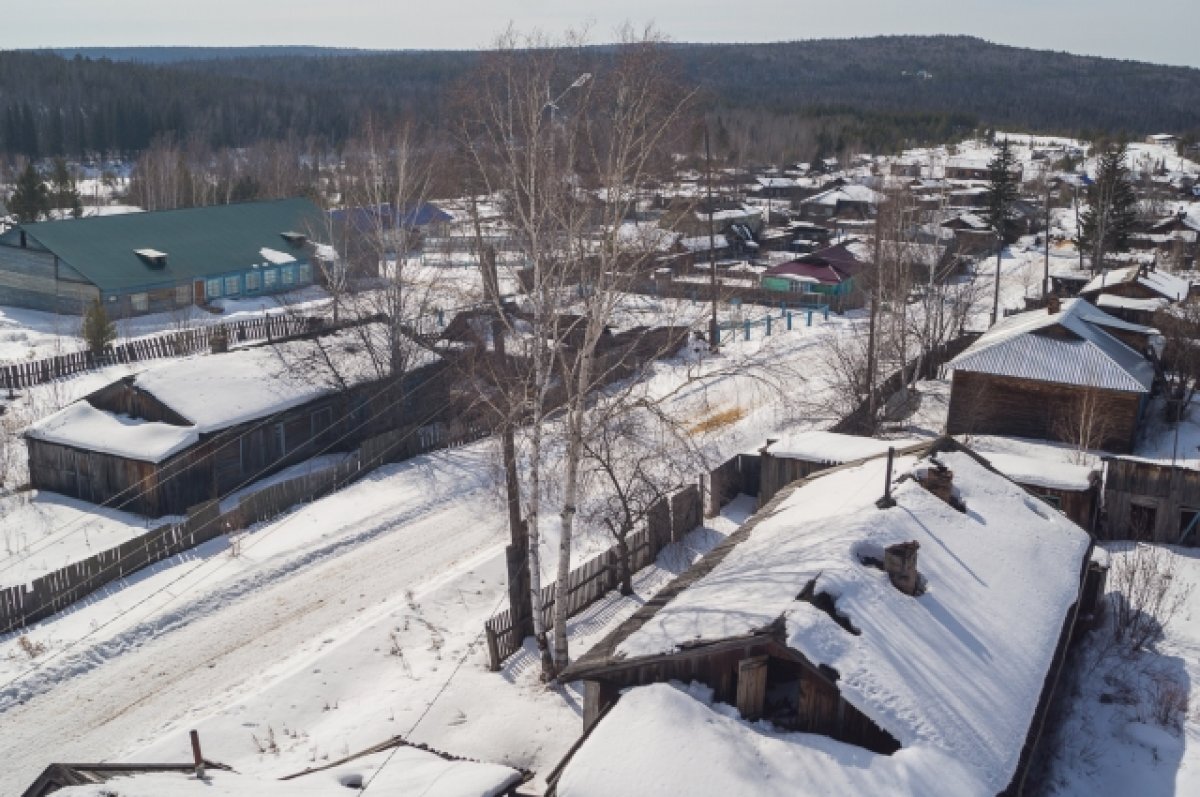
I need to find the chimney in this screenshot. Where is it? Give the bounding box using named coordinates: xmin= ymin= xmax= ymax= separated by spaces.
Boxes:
xmin=1046 ymin=295 xmax=1061 ymax=314
xmin=884 ymin=541 xmax=922 ymax=596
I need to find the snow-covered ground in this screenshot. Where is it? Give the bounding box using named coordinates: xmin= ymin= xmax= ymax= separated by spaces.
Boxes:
xmin=0 ymin=492 xmax=176 ymax=585
xmin=1043 ymin=544 xmax=1200 ymax=796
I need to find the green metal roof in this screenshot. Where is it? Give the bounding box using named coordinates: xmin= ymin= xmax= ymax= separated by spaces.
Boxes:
xmin=7 ymin=198 xmax=324 ymax=293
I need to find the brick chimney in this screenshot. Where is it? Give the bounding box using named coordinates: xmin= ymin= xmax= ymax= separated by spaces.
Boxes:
xmin=884 ymin=541 xmax=922 ymax=596
xmin=1046 ymin=295 xmax=1061 ymax=314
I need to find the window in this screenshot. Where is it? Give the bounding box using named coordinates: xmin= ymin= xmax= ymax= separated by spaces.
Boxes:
xmin=263 ymin=269 xmax=278 ymax=290
xmin=245 ymin=271 xmax=261 ymax=292
xmin=311 ymin=407 xmax=333 ymax=440
xmin=206 ymin=278 xmax=223 ymax=299
xmin=297 ymin=263 xmax=312 ymax=283
xmin=281 ymin=266 xmax=295 ymax=286
xmin=224 ymin=275 xmax=241 ymax=296
xmin=1037 ymin=493 xmax=1063 ymax=510
xmin=130 ymin=293 xmax=149 ymax=312
xmin=175 ymin=284 xmax=192 ymax=306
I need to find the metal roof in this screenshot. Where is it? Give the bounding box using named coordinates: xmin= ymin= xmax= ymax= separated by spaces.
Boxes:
xmin=1 ymin=198 xmax=324 ymax=292
xmin=950 ymin=299 xmax=1155 ymax=393
xmin=1080 ymin=265 xmax=1190 ymax=302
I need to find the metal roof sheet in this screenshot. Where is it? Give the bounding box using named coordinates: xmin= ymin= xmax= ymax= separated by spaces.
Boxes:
xmin=950 ymin=299 xmax=1154 ymax=393
xmin=3 ymin=198 xmax=324 ymax=292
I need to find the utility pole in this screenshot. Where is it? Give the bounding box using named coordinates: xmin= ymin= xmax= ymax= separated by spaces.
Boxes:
xmin=866 ymin=218 xmax=881 ymax=430
xmin=1043 ymin=180 xmax=1052 ymax=298
xmin=705 ymin=126 xmax=720 ymax=353
xmin=991 ymin=230 xmax=1003 ymax=326
xmin=472 ymin=193 xmax=531 ymax=638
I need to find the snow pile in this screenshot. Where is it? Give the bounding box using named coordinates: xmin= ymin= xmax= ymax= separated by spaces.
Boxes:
xmin=768 ymin=431 xmax=922 ymax=465
xmin=26 ymin=401 xmax=198 ymax=463
xmin=555 ymin=682 xmax=986 ymax=797
xmin=614 ymin=452 xmax=1090 ymax=794
xmin=52 ymin=747 xmax=523 ymax=796
xmin=259 ymin=247 xmax=298 ymax=265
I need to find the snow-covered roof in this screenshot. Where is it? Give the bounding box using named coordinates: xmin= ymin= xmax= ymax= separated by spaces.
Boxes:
xmin=26 ymin=401 xmax=199 ymax=463
xmin=767 ymin=431 xmax=923 ymax=464
xmin=1080 ymin=265 xmax=1190 ymax=302
xmin=567 ymin=450 xmax=1090 ymax=796
xmin=950 ymin=299 xmax=1155 ymax=393
xmin=1096 ymin=294 xmax=1169 ymax=313
xmin=979 ymin=451 xmax=1098 ymax=491
xmin=556 ymin=682 xmax=984 ymax=797
xmin=50 ymin=746 xmax=523 ymax=796
xmin=756 ymin=177 xmax=800 ymax=189
xmin=133 ymin=324 xmax=414 ymax=433
xmin=804 ymin=184 xmax=882 ymax=207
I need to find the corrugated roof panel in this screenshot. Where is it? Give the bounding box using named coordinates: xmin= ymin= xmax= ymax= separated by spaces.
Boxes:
xmin=16 ymin=198 xmax=324 ymax=292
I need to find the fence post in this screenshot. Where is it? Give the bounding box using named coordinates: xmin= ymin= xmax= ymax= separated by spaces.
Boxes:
xmin=823 ymin=306 xmax=829 ymax=321
xmin=807 ymin=310 xmax=813 ymax=327
xmin=765 ymin=315 xmax=772 ymax=336
xmin=743 ymin=319 xmax=750 ymax=341
xmin=485 ymin=625 xmax=502 ymax=672
xmin=786 ymin=311 xmax=793 ymax=331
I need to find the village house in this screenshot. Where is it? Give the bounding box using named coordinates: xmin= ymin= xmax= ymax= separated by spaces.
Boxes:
xmin=0 ymin=198 xmax=326 ymax=316
xmin=758 ymin=432 xmax=1100 ymax=529
xmin=1103 ymin=456 xmax=1200 ymax=544
xmin=24 ymin=324 xmax=449 ymax=517
xmin=797 ymin=184 xmax=881 ymax=222
xmin=759 ymin=241 xmax=868 ymax=310
xmin=551 ymin=440 xmax=1097 ymax=797
xmin=1079 ymin=263 xmax=1191 ymax=308
xmin=946 ymin=299 xmax=1159 ymax=452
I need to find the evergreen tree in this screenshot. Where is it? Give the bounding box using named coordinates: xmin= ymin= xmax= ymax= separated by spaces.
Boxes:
xmin=1079 ymin=143 xmax=1138 ymax=273
xmin=49 ymin=158 xmax=83 ymax=218
xmin=8 ymin=162 xmax=50 ymax=223
xmin=81 ymin=299 xmax=117 ymax=355
xmin=983 ymin=138 xmax=1020 ymax=242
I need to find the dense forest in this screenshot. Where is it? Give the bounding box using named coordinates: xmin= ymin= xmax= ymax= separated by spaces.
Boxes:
xmin=3 ymin=36 xmax=1199 ymax=163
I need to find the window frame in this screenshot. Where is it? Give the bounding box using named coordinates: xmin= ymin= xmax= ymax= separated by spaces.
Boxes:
xmin=205 ymin=278 xmax=223 ymax=299
xmin=244 ymin=270 xmax=262 ymax=292
xmin=130 ymin=292 xmax=149 ymax=313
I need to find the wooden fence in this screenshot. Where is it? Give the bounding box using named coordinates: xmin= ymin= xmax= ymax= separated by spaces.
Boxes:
xmin=483 ymin=478 xmax=715 ymax=670
xmin=0 ymin=313 xmax=321 ymax=393
xmin=0 ymin=420 xmax=487 ymax=636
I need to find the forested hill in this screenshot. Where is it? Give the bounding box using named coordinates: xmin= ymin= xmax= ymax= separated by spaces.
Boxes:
xmin=3 ymin=36 xmax=1198 ymax=160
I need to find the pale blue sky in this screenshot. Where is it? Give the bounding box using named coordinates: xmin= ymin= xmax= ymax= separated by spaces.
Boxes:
xmin=9 ymin=0 xmax=1199 ymax=68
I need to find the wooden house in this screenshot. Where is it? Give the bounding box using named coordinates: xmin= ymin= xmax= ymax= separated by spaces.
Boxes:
xmin=552 ymin=441 xmax=1096 ymax=797
xmin=0 ymin=199 xmax=325 ymax=316
xmin=946 ymin=299 xmax=1158 ymax=452
xmin=1103 ymin=456 xmax=1200 ymax=544
xmin=757 ymin=432 xmax=925 ymax=506
xmin=25 ymin=324 xmax=449 ymax=517
xmin=1079 ymin=263 xmax=1190 ymax=304
xmin=797 ymin=184 xmax=881 ymax=222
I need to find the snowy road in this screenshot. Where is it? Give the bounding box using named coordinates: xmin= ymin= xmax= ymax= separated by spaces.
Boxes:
xmin=0 ymin=450 xmax=509 ymax=794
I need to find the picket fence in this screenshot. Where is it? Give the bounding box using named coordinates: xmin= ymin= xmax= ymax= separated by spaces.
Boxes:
xmin=483 ymin=483 xmax=704 ymax=670
xmin=0 ymin=313 xmax=320 ymax=393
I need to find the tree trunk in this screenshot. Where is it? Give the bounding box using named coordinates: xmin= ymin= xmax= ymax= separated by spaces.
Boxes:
xmin=615 ymin=532 xmax=633 ymax=596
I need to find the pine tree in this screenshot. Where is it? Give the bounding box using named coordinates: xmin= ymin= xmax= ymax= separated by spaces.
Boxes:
xmin=8 ymin=162 xmax=49 ymax=223
xmin=49 ymin=158 xmax=83 ymax=218
xmin=1079 ymin=143 xmax=1138 ymax=273
xmin=81 ymin=299 xmax=116 ymax=355
xmin=983 ymin=139 xmax=1020 ymax=242
xmin=984 ymin=139 xmax=1020 ymax=324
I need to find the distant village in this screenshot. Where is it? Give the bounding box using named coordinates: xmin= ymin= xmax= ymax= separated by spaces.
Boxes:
xmin=0 ymin=47 xmax=1198 ymax=797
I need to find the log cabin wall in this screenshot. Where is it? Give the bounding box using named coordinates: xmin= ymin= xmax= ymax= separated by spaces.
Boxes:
xmin=946 ymin=370 xmax=1143 ymax=453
